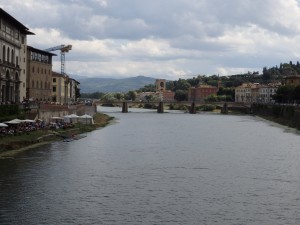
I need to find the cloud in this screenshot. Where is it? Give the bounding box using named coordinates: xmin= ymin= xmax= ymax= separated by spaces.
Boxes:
xmin=2 ymin=0 xmax=300 ymax=79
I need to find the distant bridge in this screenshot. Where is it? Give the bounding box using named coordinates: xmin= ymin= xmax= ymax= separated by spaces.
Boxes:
xmin=95 ymin=100 xmax=252 ymax=114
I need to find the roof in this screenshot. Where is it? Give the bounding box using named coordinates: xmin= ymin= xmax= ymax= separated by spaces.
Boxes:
xmin=27 ymin=46 xmax=57 ymax=56
xmin=52 ymin=71 xmax=65 ymax=77
xmin=0 ymin=8 xmax=34 ymax=35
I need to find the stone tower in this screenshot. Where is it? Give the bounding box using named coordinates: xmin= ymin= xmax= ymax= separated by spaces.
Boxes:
xmin=155 ymin=79 xmax=166 ymax=92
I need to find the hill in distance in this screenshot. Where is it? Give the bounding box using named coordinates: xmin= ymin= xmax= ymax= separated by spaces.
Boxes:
xmin=77 ymin=75 xmax=156 ymax=93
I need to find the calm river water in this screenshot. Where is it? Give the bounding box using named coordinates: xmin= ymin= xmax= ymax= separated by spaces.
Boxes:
xmin=1 ymin=107 xmax=300 ymax=225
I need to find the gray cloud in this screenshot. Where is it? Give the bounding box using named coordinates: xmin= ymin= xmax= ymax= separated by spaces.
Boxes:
xmin=2 ymin=0 xmax=300 ymax=79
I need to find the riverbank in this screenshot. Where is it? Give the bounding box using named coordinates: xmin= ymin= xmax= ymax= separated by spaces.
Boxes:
xmin=0 ymin=113 xmax=114 ymax=158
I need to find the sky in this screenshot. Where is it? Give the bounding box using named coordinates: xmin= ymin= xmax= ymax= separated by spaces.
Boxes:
xmin=2 ymin=0 xmax=300 ymax=80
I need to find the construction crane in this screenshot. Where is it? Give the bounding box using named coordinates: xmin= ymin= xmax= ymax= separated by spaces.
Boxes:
xmin=44 ymin=44 xmax=72 ymax=75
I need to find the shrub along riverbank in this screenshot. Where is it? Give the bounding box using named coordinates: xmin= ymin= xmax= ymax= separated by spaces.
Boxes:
xmin=0 ymin=113 xmax=114 ymax=158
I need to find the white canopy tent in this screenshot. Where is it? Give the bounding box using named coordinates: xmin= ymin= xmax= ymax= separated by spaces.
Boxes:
xmin=78 ymin=114 xmax=94 ymax=124
xmin=63 ymin=114 xmax=79 ymax=123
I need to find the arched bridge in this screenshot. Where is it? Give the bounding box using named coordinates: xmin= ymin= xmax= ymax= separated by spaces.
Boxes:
xmin=94 ymin=100 xmax=252 ymax=114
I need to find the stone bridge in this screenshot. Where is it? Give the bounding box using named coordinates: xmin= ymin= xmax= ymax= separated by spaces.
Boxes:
xmin=95 ymin=100 xmax=252 ymax=114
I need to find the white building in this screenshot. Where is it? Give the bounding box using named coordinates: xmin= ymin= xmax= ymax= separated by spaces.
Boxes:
xmin=235 ymin=83 xmax=280 ymax=103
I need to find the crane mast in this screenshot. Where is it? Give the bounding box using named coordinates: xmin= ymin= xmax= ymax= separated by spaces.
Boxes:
xmin=44 ymin=44 xmax=72 ymax=75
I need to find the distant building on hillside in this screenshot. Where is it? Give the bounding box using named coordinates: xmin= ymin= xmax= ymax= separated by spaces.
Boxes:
xmin=283 ymin=75 xmax=300 ymax=86
xmin=188 ymin=84 xmax=219 ymax=102
xmin=235 ymin=82 xmax=280 ymax=103
xmin=0 ymin=8 xmax=34 ymax=103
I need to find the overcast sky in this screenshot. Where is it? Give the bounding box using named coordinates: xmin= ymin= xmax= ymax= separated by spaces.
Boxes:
xmin=2 ymin=0 xmax=300 ymax=80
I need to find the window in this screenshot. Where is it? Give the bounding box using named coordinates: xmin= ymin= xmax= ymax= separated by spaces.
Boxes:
xmin=53 ymin=78 xmax=56 ymax=83
xmin=53 ymin=86 xmax=56 ymax=92
xmin=2 ymin=46 xmax=5 ymax=61
xmin=7 ymin=47 xmax=10 ymax=63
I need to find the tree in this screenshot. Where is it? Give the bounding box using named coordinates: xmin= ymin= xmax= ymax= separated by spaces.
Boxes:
xmin=274 ymin=85 xmax=295 ymax=103
xmin=173 ymin=79 xmax=191 ymax=91
xmin=294 ymin=85 xmax=300 ymax=103
xmin=174 ymin=90 xmax=188 ymax=101
xmin=101 ymin=93 xmax=116 ymax=103
xmin=124 ymin=91 xmax=137 ymax=101
xmin=114 ymin=93 xmax=124 ymax=100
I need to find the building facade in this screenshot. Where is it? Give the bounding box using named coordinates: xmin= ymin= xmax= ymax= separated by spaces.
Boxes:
xmin=283 ymin=75 xmax=300 ymax=86
xmin=26 ymin=46 xmax=55 ymax=101
xmin=188 ymin=84 xmax=219 ymax=102
xmin=0 ymin=8 xmax=34 ymax=103
xmin=52 ymin=71 xmax=71 ymax=104
xmin=235 ymin=83 xmax=280 ymax=103
xmin=69 ymin=78 xmax=80 ymax=103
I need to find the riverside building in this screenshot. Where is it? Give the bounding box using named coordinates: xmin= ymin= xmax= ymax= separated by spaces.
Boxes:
xmin=0 ymin=8 xmax=34 ymax=103
xmin=26 ymin=46 xmax=56 ymax=101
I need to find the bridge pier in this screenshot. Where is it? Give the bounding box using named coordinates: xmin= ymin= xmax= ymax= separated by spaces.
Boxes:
xmin=122 ymin=102 xmax=128 ymax=113
xmin=157 ymin=102 xmax=164 ymax=113
xmin=221 ymin=103 xmax=228 ymax=114
xmin=189 ymin=102 xmax=196 ymax=114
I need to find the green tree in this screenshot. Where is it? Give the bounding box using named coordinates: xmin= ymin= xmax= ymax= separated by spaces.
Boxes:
xmin=124 ymin=91 xmax=137 ymax=101
xmin=174 ymin=79 xmax=191 ymax=91
xmin=294 ymin=85 xmax=300 ymax=103
xmin=114 ymin=93 xmax=124 ymax=100
xmin=274 ymin=85 xmax=295 ymax=103
xmin=101 ymin=93 xmax=116 ymax=103
xmin=174 ymin=90 xmax=188 ymax=101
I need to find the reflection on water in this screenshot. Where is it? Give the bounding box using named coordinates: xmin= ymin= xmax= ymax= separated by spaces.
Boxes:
xmin=1 ymin=109 xmax=300 ymax=224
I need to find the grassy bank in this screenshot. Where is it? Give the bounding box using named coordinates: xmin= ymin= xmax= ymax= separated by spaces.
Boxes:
xmin=0 ymin=113 xmax=114 ymax=158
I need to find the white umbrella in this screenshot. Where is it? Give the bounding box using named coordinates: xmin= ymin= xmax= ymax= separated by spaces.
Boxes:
xmin=4 ymin=119 xmax=21 ymax=124
xmin=0 ymin=123 xmax=8 ymax=127
xmin=22 ymin=119 xmax=36 ymax=123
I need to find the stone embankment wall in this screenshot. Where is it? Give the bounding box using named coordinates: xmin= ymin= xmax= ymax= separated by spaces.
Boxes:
xmin=29 ymin=103 xmax=96 ymax=124
xmin=252 ymin=103 xmax=300 ymax=129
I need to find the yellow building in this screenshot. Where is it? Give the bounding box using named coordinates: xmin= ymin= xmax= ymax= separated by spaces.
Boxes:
xmin=26 ymin=46 xmax=55 ymax=101
xmin=52 ymin=71 xmax=70 ymax=104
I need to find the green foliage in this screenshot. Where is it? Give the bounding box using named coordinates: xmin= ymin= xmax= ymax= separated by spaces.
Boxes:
xmin=100 ymin=93 xmax=116 ymax=103
xmin=273 ymin=85 xmax=295 ymax=103
xmin=137 ymin=84 xmax=156 ymax=92
xmin=81 ymin=92 xmax=105 ymax=99
xmin=174 ymin=90 xmax=188 ymax=101
xmin=124 ymin=91 xmax=137 ymax=101
xmin=0 ymin=105 xmax=21 ymax=121
xmin=199 ymin=104 xmax=216 ymax=111
xmin=169 ymin=104 xmax=188 ymax=110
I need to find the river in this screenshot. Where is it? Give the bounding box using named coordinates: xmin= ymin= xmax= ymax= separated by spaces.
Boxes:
xmin=1 ymin=107 xmax=300 ymax=225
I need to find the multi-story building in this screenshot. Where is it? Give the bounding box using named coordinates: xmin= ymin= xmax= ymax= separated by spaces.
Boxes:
xmin=0 ymin=8 xmax=34 ymax=103
xmin=26 ymin=46 xmax=55 ymax=101
xmin=235 ymin=83 xmax=280 ymax=103
xmin=69 ymin=78 xmax=80 ymax=103
xmin=188 ymin=84 xmax=219 ymax=102
xmin=52 ymin=71 xmax=71 ymax=104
